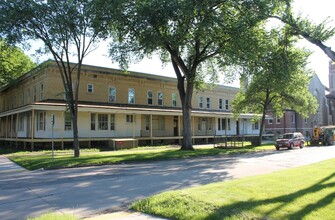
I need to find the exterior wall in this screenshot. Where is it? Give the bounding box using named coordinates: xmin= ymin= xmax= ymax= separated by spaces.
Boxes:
xmin=0 ymin=61 xmax=261 ymax=145
xmin=265 ymin=74 xmax=328 ymax=138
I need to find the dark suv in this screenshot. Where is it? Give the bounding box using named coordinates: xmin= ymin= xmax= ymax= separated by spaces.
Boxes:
xmin=275 ymin=132 xmax=305 ymax=150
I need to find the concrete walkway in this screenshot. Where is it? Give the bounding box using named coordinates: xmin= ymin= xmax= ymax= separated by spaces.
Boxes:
xmin=0 ymin=155 xmax=26 ymax=173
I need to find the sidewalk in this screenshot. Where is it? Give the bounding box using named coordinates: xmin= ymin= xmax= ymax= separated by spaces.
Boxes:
xmin=0 ymin=155 xmax=27 ymax=173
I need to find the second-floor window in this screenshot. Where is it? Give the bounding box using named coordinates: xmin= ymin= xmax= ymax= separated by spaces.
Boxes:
xmin=128 ymin=88 xmax=135 ymax=104
xmin=268 ymin=119 xmax=273 ymax=124
xmin=225 ymin=99 xmax=229 ymax=110
xmin=206 ymin=97 xmax=210 ymax=109
xmin=172 ymin=93 xmax=177 ymax=107
xmin=40 ymin=82 xmax=44 ymax=100
xmin=108 ymin=87 xmax=116 ymax=103
xmin=158 ymin=91 xmax=163 ymax=106
xmin=219 ymin=98 xmax=223 ymax=110
xmin=147 ymin=91 xmax=153 ymax=105
xmin=276 ymin=117 xmax=281 ymax=124
xmin=33 ymin=85 xmax=37 ymax=102
xmin=291 ymin=114 xmax=295 ymax=124
xmin=87 ymin=84 xmax=94 ymax=93
xmin=199 ymin=97 xmax=203 ymax=109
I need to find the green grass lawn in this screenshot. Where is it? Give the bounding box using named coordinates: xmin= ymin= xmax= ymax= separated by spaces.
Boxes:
xmin=132 ymin=158 xmax=335 ymax=220
xmin=3 ymin=143 xmax=274 ymax=170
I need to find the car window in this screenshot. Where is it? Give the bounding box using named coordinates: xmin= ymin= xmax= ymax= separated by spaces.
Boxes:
xmin=283 ymin=134 xmax=293 ymax=139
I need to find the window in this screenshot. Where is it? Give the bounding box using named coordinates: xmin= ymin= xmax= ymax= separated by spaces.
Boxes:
xmin=291 ymin=114 xmax=295 ymax=124
xmin=36 ymin=112 xmax=46 ymax=131
xmin=147 ymin=91 xmax=153 ymax=105
xmin=305 ymin=118 xmax=308 ymax=124
xmin=21 ymin=91 xmax=24 ymax=105
xmin=126 ymin=114 xmax=134 ymax=123
xmin=64 ymin=112 xmax=72 ymax=130
xmin=219 ymin=98 xmax=223 ymax=110
xmin=91 ymin=113 xmax=96 ymax=130
xmin=157 ymin=91 xmax=163 ymax=106
xmin=108 ymin=87 xmax=116 ymax=103
xmin=199 ymin=97 xmax=203 ymax=109
xmin=128 ymin=88 xmax=135 ymax=104
xmin=98 ymin=114 xmax=108 ymax=130
xmin=206 ymin=97 xmax=210 ymax=109
xmin=198 ymin=118 xmax=212 ymax=131
xmin=252 ymin=121 xmax=259 ymax=130
xmin=145 ymin=115 xmax=150 ymax=130
xmin=276 ymin=117 xmax=281 ymax=124
xmin=40 ymin=82 xmax=44 ymax=100
xmin=33 ymin=85 xmax=36 ymax=102
xmin=268 ymin=119 xmax=273 ymax=124
xmin=218 ymin=118 xmax=230 ymax=130
xmin=172 ymin=93 xmax=177 ymax=107
xmin=87 ymin=84 xmax=94 ymax=93
xmin=27 ymin=89 xmax=30 ymax=103
xmin=225 ymin=99 xmax=229 ymax=110
xmin=19 ymin=115 xmax=24 ymax=132
xmin=152 ymin=115 xmax=165 ymax=130
xmin=110 ymin=114 xmax=115 ymax=130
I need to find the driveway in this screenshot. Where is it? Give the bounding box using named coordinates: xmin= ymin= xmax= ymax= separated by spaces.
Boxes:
xmin=1 ymin=146 xmax=335 ymax=220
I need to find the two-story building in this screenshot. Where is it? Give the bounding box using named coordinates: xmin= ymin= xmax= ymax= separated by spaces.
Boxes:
xmin=0 ymin=60 xmax=260 ymax=150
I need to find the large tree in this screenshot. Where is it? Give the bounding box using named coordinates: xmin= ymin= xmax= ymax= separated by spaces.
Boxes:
xmin=232 ymin=29 xmax=318 ymax=145
xmin=0 ymin=0 xmax=107 ymax=157
xmin=99 ymin=0 xmax=288 ymax=150
xmin=271 ymin=1 xmax=335 ymax=61
xmin=0 ymin=38 xmax=36 ymax=86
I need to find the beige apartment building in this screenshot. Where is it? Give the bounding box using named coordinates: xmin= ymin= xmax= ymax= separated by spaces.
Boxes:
xmin=0 ymin=60 xmax=260 ymax=149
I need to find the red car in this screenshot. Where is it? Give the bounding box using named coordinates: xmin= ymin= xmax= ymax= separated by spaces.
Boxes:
xmin=275 ymin=132 xmax=305 ymax=150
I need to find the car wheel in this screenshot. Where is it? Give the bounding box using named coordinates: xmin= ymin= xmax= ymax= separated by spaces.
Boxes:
xmin=289 ymin=143 xmax=293 ymax=149
xmin=300 ymin=142 xmax=304 ymax=149
xmin=276 ymin=146 xmax=280 ymax=151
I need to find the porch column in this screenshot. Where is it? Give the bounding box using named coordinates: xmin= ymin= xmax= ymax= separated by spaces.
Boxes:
xmin=31 ymin=109 xmax=35 ymax=151
xmin=16 ymin=113 xmax=19 ymax=148
xmin=150 ymin=114 xmax=153 ymax=145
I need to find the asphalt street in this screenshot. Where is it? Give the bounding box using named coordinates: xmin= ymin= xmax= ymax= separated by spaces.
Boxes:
xmin=1 ymin=145 xmax=335 ymax=220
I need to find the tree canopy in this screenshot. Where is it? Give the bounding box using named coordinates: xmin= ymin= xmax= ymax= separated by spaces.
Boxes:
xmin=99 ymin=0 xmax=289 ymax=150
xmin=232 ymin=28 xmax=318 ymax=145
xmin=0 ymin=0 xmax=107 ymax=157
xmin=0 ymin=38 xmax=36 ymax=86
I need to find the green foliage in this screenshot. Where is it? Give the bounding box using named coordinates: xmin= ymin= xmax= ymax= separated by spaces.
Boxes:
xmin=132 ymin=158 xmax=335 ymax=220
xmin=0 ymin=38 xmax=35 ymax=86
xmin=232 ymin=28 xmax=317 ymax=118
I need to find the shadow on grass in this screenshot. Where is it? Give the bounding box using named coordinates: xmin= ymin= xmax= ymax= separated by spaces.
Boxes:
xmin=204 ymin=172 xmax=335 ymax=220
xmin=9 ymin=146 xmax=271 ymax=170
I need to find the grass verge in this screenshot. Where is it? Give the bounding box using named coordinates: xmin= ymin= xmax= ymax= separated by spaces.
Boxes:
xmin=27 ymin=212 xmax=78 ymax=220
xmin=132 ymin=158 xmax=335 ymax=220
xmin=5 ymin=144 xmax=274 ymax=170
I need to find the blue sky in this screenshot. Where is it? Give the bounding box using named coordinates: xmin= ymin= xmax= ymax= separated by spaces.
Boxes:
xmin=29 ymin=0 xmax=335 ymax=88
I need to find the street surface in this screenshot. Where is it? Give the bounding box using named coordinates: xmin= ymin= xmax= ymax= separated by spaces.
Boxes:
xmin=1 ymin=146 xmax=335 ymax=220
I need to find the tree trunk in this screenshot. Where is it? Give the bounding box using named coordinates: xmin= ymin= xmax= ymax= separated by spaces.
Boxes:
xmin=171 ymin=59 xmax=194 ymax=150
xmin=72 ymin=109 xmax=80 ymax=157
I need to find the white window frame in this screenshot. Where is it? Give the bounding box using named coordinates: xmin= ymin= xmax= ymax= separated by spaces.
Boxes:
xmin=157 ymin=91 xmax=163 ymax=106
xmin=199 ymin=97 xmax=203 ymax=109
xmin=206 ymin=97 xmax=210 ymax=109
xmin=98 ymin=113 xmax=108 ymax=130
xmin=219 ymin=98 xmax=223 ymax=110
xmin=108 ymin=86 xmax=116 ymax=103
xmin=172 ymin=93 xmax=177 ymax=107
xmin=147 ymin=90 xmax=153 ymax=105
xmin=225 ymin=99 xmax=229 ymax=110
xmin=87 ymin=84 xmax=94 ymax=93
xmin=128 ymin=88 xmax=135 ymax=104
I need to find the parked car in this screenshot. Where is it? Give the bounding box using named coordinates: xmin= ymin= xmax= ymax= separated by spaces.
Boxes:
xmin=275 ymin=132 xmax=305 ymax=150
